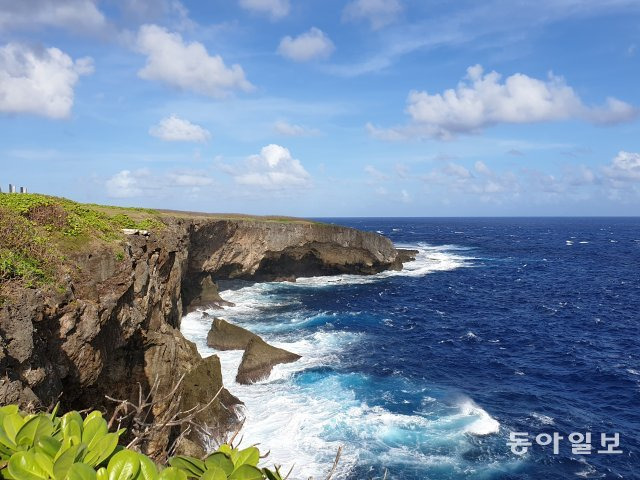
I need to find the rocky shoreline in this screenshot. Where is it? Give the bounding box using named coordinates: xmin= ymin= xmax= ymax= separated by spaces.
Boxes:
xmin=0 ymin=215 xmax=415 ymax=458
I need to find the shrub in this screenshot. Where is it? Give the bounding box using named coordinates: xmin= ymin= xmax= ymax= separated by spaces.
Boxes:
xmin=0 ymin=405 xmax=286 ymax=480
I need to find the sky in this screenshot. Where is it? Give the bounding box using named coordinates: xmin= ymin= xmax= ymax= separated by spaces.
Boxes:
xmin=1 ymin=0 xmax=640 ymax=217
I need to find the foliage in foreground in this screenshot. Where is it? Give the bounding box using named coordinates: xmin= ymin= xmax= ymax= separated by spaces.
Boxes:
xmin=0 ymin=405 xmax=285 ymax=480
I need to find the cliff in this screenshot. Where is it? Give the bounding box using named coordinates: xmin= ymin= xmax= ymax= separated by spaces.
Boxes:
xmin=0 ymin=195 xmax=412 ymax=457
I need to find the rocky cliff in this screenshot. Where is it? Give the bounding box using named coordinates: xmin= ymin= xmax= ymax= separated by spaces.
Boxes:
xmin=0 ymin=214 xmax=411 ymax=457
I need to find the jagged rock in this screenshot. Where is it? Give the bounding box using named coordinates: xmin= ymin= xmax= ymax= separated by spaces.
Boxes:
xmin=207 ymin=318 xmax=260 ymax=351
xmin=236 ymin=338 xmax=301 ymax=385
xmin=183 ymin=274 xmax=235 ymax=313
xmin=0 ymin=215 xmax=411 ymax=456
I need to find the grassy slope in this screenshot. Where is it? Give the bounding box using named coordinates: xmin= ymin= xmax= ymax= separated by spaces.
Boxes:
xmin=0 ymin=193 xmax=316 ymax=289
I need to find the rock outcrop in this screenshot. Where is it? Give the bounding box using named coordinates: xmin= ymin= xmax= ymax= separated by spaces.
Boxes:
xmin=0 ymin=215 xmax=412 ymax=456
xmin=236 ymin=338 xmax=301 ymax=385
xmin=207 ymin=318 xmax=259 ymax=351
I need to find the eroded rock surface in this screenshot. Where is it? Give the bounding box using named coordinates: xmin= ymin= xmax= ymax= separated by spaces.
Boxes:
xmin=207 ymin=318 xmax=259 ymax=351
xmin=236 ymin=338 xmax=301 ymax=385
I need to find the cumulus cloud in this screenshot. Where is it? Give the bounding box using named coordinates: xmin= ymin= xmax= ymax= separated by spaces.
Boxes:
xmin=273 ymin=120 xmax=320 ymax=137
xmin=277 ymin=27 xmax=334 ymax=62
xmin=342 ymin=0 xmax=403 ymax=29
xmin=106 ymin=168 xmax=213 ymax=197
xmin=136 ymin=24 xmax=253 ymax=97
xmin=0 ymin=43 xmax=93 ymax=119
xmin=227 ymin=144 xmax=311 ymax=189
xmin=239 ymin=0 xmax=289 ymax=19
xmin=603 ymin=151 xmax=640 ymax=181
xmin=149 ymin=115 xmax=211 ymax=142
xmin=0 ymin=0 xmax=107 ymax=33
xmin=369 ymin=65 xmax=638 ymax=140
xmin=106 ymin=169 xmax=148 ymax=198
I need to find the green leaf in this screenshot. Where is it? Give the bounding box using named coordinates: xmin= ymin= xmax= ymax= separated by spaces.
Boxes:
xmin=65 ymin=463 xmax=98 ymax=480
xmin=83 ymin=432 xmax=119 ymax=467
xmin=16 ymin=415 xmax=53 ymax=447
xmin=204 ymin=453 xmax=233 ymax=476
xmin=96 ymin=467 xmax=108 ymax=480
xmin=233 ymin=447 xmax=259 ymax=468
xmin=82 ymin=412 xmax=108 ymax=450
xmin=7 ymin=451 xmax=49 ymax=480
xmin=33 ymin=451 xmax=55 ymax=478
xmin=61 ymin=412 xmax=83 ymax=444
xmin=54 ymin=444 xmax=82 ymax=480
xmin=217 ymin=445 xmax=233 ymax=457
xmin=228 ymin=465 xmax=264 ymax=480
xmin=135 ymin=453 xmax=158 ymax=480
xmin=35 ymin=436 xmax=62 ymax=458
xmin=107 ymin=450 xmax=141 ymax=480
xmin=167 ymin=456 xmax=205 ymax=477
xmin=200 ymin=466 xmax=227 ymax=480
xmin=157 ymin=467 xmax=187 ymax=480
xmin=0 ymin=405 xmax=19 ymax=416
xmin=3 ymin=413 xmax=25 ymax=443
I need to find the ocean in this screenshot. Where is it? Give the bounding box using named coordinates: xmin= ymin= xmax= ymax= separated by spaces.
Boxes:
xmin=181 ymin=218 xmax=640 ymax=479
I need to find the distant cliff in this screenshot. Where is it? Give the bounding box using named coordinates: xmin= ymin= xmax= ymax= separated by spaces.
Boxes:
xmin=0 ymin=195 xmax=413 ymax=457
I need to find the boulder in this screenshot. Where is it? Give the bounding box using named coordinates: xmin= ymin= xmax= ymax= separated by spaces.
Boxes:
xmin=236 ymin=338 xmax=301 ymax=385
xmin=207 ymin=318 xmax=260 ymax=351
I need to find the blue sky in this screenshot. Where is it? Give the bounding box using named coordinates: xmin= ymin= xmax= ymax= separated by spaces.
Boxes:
xmin=1 ymin=0 xmax=639 ymax=216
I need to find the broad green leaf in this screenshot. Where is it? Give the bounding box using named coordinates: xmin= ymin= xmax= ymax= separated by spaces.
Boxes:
xmin=228 ymin=465 xmax=264 ymax=480
xmin=16 ymin=415 xmax=53 ymax=447
xmin=3 ymin=413 xmax=25 ymax=443
xmin=204 ymin=453 xmax=233 ymax=475
xmin=83 ymin=433 xmax=119 ymax=467
xmin=0 ymin=426 xmax=18 ymax=450
xmin=200 ymin=466 xmax=227 ymax=480
xmin=33 ymin=451 xmax=54 ymax=478
xmin=0 ymin=405 xmax=19 ymax=416
xmin=233 ymin=447 xmax=259 ymax=468
xmin=135 ymin=453 xmax=158 ymax=480
xmin=157 ymin=467 xmax=187 ymax=480
xmin=96 ymin=467 xmax=108 ymax=480
xmin=107 ymin=450 xmax=140 ymax=480
xmin=167 ymin=456 xmax=205 ymax=477
xmin=65 ymin=462 xmax=98 ymax=480
xmin=54 ymin=444 xmax=82 ymax=479
xmin=217 ymin=444 xmax=233 ymax=457
xmin=35 ymin=436 xmax=62 ymax=458
xmin=82 ymin=412 xmax=108 ymax=450
xmin=7 ymin=451 xmax=49 ymax=480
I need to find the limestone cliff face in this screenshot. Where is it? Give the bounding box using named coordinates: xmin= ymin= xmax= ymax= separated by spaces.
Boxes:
xmin=0 ymin=216 xmax=409 ymax=456
xmin=186 ymin=220 xmax=402 ymax=282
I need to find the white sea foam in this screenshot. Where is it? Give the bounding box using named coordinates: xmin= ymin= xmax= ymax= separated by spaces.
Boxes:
xmin=179 ymin=243 xmax=500 ymax=477
xmin=531 ymin=412 xmax=555 ymax=425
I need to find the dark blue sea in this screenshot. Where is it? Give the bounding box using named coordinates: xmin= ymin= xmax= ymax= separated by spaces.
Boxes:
xmin=182 ymin=218 xmax=640 ymax=479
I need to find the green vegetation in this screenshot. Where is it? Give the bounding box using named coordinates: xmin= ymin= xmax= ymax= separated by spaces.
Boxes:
xmin=0 ymin=194 xmax=166 ymax=287
xmin=0 ymin=405 xmax=285 ymax=480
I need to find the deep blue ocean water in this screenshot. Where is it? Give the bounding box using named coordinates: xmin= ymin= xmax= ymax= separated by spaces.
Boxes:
xmin=182 ymin=218 xmax=640 ymax=479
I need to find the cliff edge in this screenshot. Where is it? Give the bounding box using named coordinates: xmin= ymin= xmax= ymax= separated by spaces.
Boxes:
xmin=0 ymin=195 xmax=413 ymax=457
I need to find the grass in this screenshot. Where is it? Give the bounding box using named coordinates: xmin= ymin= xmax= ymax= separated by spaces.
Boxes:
xmin=0 ymin=193 xmax=323 ymax=289
xmin=0 ymin=193 xmax=166 ymax=288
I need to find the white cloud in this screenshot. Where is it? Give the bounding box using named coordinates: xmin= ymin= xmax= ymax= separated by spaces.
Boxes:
xmin=364 ymin=165 xmax=389 ymax=181
xmin=136 ymin=24 xmax=253 ymax=97
xmin=273 ymin=120 xmax=320 ymax=137
xmin=277 ymin=27 xmax=335 ymax=62
xmin=239 ymin=0 xmax=289 ymax=19
xmin=149 ymin=115 xmax=211 ymax=142
xmin=342 ymin=0 xmax=403 ymax=29
xmin=106 ymin=168 xmax=213 ymax=197
xmin=228 ymin=144 xmax=311 ymax=189
xmin=400 ymin=189 xmax=411 ymax=203
xmin=603 ymin=151 xmax=640 ymax=181
xmin=0 ymin=0 xmax=107 ymax=33
xmin=106 ymin=169 xmax=147 ymax=198
xmin=370 ymin=65 xmax=638 ymax=140
xmin=0 ymin=43 xmax=93 ymax=119
xmin=167 ymin=172 xmax=214 ymax=186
